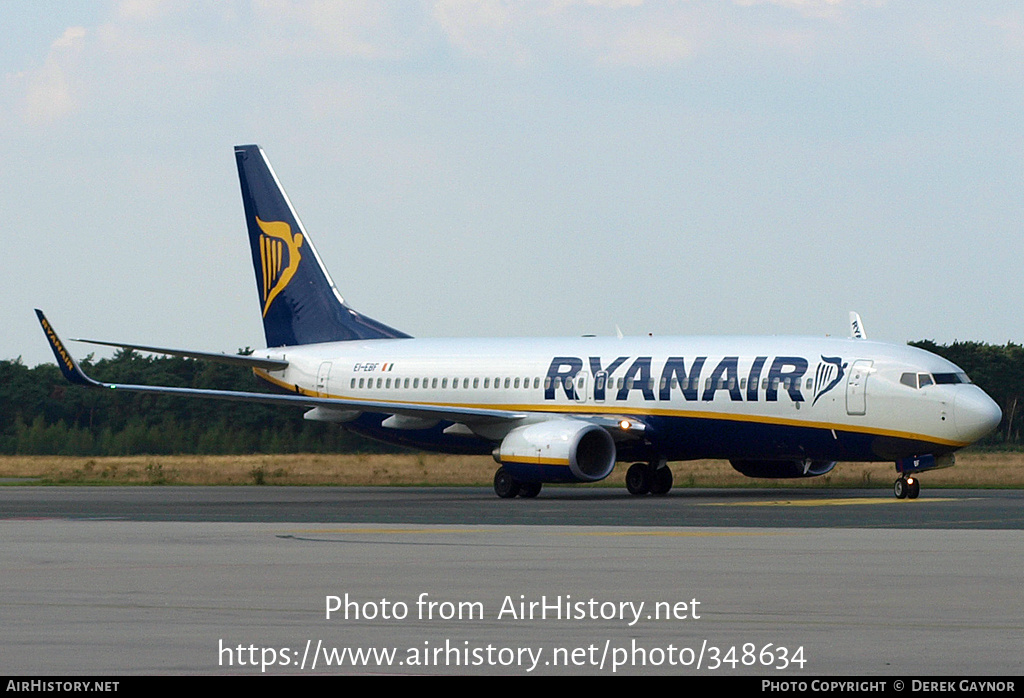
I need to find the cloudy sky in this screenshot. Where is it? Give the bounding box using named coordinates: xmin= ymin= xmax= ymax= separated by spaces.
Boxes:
xmin=3 ymin=0 xmax=1023 ymax=367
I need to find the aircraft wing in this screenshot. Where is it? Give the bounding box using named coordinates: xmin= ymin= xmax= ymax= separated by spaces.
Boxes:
xmin=36 ymin=310 xmax=528 ymax=424
xmin=37 ymin=311 xmax=654 ymax=438
xmin=67 ymin=337 xmax=289 ymax=370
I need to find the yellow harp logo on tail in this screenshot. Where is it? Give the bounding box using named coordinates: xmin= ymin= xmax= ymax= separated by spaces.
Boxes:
xmin=257 ymin=217 xmax=303 ymax=317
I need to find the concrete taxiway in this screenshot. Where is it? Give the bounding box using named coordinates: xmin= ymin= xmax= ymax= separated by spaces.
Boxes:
xmin=1 ymin=486 xmax=1021 ymax=675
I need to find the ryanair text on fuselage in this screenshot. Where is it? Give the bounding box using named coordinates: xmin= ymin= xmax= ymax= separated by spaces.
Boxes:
xmin=543 ymin=355 xmax=845 ymax=404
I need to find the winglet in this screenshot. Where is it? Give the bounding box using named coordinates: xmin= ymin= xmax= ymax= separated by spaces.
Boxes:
xmin=849 ymin=311 xmax=866 ymax=340
xmin=35 ymin=310 xmax=102 ymax=387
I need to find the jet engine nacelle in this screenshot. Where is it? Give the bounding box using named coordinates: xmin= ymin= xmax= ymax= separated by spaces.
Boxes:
xmin=729 ymin=459 xmax=838 ymax=479
xmin=496 ymin=420 xmax=616 ymax=483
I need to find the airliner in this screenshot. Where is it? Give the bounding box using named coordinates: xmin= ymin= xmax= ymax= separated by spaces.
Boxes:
xmin=37 ymin=145 xmax=1002 ymax=499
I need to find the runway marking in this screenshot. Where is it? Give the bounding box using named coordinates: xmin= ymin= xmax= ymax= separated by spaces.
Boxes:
xmin=704 ymin=497 xmax=958 ymax=507
xmin=557 ymin=530 xmax=790 ymax=537
xmin=282 ymin=528 xmax=494 ymax=534
xmin=279 ymin=527 xmax=788 ymax=539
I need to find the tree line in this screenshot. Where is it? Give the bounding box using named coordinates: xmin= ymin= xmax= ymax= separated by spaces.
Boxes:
xmin=0 ymin=350 xmax=394 ymax=455
xmin=1 ymin=341 xmax=1022 ymax=455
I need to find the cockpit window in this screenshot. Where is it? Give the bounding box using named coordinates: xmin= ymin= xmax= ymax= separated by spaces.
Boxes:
xmin=933 ymin=372 xmax=971 ymax=384
xmin=902 ymin=371 xmax=971 ymax=388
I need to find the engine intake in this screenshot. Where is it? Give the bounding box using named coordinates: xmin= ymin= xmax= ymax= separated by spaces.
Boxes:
xmin=497 ymin=420 xmax=616 ymax=483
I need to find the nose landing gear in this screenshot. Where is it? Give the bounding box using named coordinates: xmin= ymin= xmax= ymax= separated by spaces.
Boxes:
xmin=893 ymin=454 xmax=946 ymax=500
xmin=893 ymin=476 xmax=920 ymax=500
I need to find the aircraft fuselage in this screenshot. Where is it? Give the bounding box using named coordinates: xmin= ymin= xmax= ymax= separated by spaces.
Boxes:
xmin=251 ymin=335 xmax=997 ymax=464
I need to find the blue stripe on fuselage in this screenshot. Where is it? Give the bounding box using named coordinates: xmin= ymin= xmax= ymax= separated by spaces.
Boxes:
xmin=341 ymin=412 xmax=955 ymax=464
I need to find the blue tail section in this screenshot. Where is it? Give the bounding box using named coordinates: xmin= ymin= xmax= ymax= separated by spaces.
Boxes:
xmin=234 ymin=144 xmax=411 ymax=347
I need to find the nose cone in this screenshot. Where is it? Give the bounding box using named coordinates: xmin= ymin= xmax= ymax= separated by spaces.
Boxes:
xmin=954 ymin=387 xmax=1002 ymax=443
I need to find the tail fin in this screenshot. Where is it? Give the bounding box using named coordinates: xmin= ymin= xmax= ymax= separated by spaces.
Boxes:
xmin=234 ymin=144 xmax=410 ymax=346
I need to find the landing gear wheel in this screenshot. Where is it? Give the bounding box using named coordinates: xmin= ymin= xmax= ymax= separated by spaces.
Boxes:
xmin=519 ymin=482 xmax=542 ymax=498
xmin=626 ymin=462 xmax=651 ymax=495
xmin=907 ymin=478 xmax=920 ymax=499
xmin=494 ymin=467 xmax=521 ymax=499
xmin=894 ymin=477 xmax=908 ymax=499
xmin=649 ymin=466 xmax=673 ymax=495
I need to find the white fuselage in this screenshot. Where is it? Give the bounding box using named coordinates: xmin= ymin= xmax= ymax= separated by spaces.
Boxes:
xmin=251 ymin=334 xmax=1000 ymax=463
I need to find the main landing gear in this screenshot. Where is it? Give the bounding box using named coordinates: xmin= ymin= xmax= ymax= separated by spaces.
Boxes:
xmin=626 ymin=462 xmax=673 ymax=496
xmin=493 ymin=467 xmax=542 ymax=499
xmin=893 ymin=475 xmax=921 ymax=500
